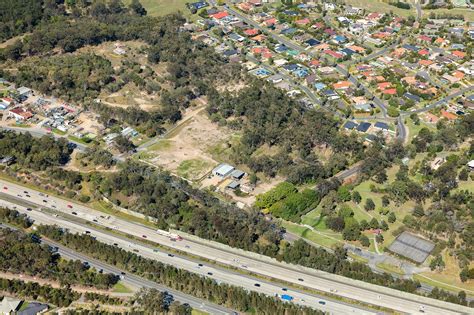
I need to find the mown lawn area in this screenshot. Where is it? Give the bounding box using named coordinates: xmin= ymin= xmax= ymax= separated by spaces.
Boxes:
xmin=112 ymin=281 xmax=134 ymax=293
xmin=125 ymin=0 xmax=190 ymax=17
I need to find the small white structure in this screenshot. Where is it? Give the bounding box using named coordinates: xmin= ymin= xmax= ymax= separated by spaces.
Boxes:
xmin=468 ymin=160 xmax=474 ymax=170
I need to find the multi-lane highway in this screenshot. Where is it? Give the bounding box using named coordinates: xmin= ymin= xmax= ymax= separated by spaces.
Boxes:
xmin=0 ymin=190 xmax=374 ymax=314
xmin=0 ymin=222 xmax=233 ymax=315
xmin=0 ymin=179 xmax=472 ymax=315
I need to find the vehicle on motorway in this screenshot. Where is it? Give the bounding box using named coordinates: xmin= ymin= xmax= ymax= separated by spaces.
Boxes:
xmin=280 ymin=294 xmax=293 ymax=301
xmin=142 ymin=235 xmax=147 ymax=238
xmin=84 ymin=231 xmax=91 ymax=234
xmin=207 ymin=272 xmax=213 ymax=276
xmin=23 ymin=191 xmax=28 ymax=194
xmin=318 ymin=301 xmax=326 ymax=305
xmin=42 ymin=199 xmax=47 ymax=203
xmin=26 ymin=194 xmax=30 ymax=197
xmin=26 ymin=208 xmax=32 ymax=211
xmin=67 ymin=204 xmax=73 ymax=208
xmin=93 ymin=219 xmax=98 ymax=222
xmin=254 ymin=283 xmax=261 ymax=287
xmin=72 ymin=211 xmax=77 ymax=215
xmin=298 ymin=278 xmax=304 ymax=282
xmin=17 ymin=194 xmax=22 ymax=197
xmin=98 ymin=269 xmax=103 ymax=273
xmin=153 ymin=249 xmax=159 ymax=252
xmin=3 ymin=186 xmax=7 ymax=190
xmin=282 ymin=288 xmax=288 ymax=291
xmin=113 ymin=243 xmax=118 ymax=246
xmin=52 ymin=205 xmax=56 ymax=208
xmin=133 ymin=249 xmax=139 ymax=253
xmin=168 ymin=254 xmax=174 ymax=257
xmin=198 ymin=263 xmax=203 ymax=267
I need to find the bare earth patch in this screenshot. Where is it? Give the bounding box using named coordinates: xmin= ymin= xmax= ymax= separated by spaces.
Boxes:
xmin=146 ymin=107 xmax=232 ymax=181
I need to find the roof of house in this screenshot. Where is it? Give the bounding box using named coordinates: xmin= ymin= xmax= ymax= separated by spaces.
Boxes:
xmin=211 ymin=11 xmax=229 ymax=19
xmin=305 ymin=38 xmax=320 ymax=46
xmin=451 ymin=50 xmax=466 ymax=58
xmin=374 ymin=121 xmax=389 ymax=130
xmin=213 ymin=163 xmax=234 ymax=176
xmin=343 ymin=121 xmax=358 ymax=130
xmin=382 ymin=88 xmax=397 ymax=95
xmin=227 ymin=181 xmax=240 ymax=189
xmin=333 ymin=81 xmax=351 ymax=89
xmin=244 ymin=28 xmax=259 ymax=36
xmin=0 ymin=297 xmax=22 ymax=313
xmin=357 ymin=122 xmax=371 ymax=132
xmin=323 ymin=50 xmax=343 ymax=59
xmin=231 ymin=169 xmax=245 ymax=178
xmin=441 ymin=110 xmax=457 ymax=120
xmin=404 ymin=93 xmax=421 ymax=102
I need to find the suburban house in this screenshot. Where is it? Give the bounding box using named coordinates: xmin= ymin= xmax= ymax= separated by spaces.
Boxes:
xmin=8 ymin=107 xmax=33 ymax=121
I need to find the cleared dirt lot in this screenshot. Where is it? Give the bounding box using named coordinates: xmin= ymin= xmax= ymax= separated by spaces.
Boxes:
xmin=145 ymin=106 xmax=232 ymax=181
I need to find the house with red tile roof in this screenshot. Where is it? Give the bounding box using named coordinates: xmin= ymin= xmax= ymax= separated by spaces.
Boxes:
xmin=418 ymin=35 xmax=431 ymax=43
xmin=382 ymin=88 xmax=397 ymax=95
xmin=441 ymin=110 xmax=457 ymax=120
xmin=347 ymin=45 xmax=365 ymax=53
xmin=312 ymin=22 xmax=324 ymax=29
xmin=323 ymin=50 xmax=343 ymax=59
xmin=333 ymin=81 xmax=352 ymax=89
xmin=309 ymin=59 xmax=321 ymax=68
xmin=264 ymin=18 xmax=277 ymax=27
xmin=419 ymin=59 xmax=434 ymax=67
xmin=244 ymin=29 xmax=259 ymax=36
xmin=378 ymin=82 xmax=391 ymax=90
xmin=392 ymin=47 xmax=407 ymax=58
xmin=210 ymin=11 xmax=229 ymax=20
xmin=451 ymin=50 xmax=466 ymax=59
xmin=295 ymin=18 xmax=310 ymax=26
xmin=418 ymin=49 xmax=430 ymax=56
xmin=251 ymin=34 xmax=266 ymax=42
xmin=238 ymin=2 xmax=253 ymax=11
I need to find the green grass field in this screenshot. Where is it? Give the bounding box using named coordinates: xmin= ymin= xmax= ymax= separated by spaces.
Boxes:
xmin=125 ymin=0 xmax=190 ymax=17
xmin=112 ymin=281 xmax=134 ymax=293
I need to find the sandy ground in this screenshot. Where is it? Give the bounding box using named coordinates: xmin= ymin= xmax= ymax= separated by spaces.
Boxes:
xmin=147 ymin=106 xmax=232 ymax=181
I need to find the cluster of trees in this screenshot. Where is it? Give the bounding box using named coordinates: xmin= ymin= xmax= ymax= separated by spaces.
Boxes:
xmin=0 ymin=228 xmax=117 ymax=289
xmin=255 ymin=182 xmax=320 ymax=222
xmin=133 ymin=288 xmax=191 ymax=314
xmin=92 ymin=161 xmax=283 ymax=256
xmin=8 ymin=54 xmax=114 ymax=102
xmin=389 ymin=1 xmax=411 ymax=9
xmin=0 ymin=131 xmax=72 ymax=170
xmin=0 ymin=206 xmax=33 ymax=228
xmin=207 ymin=81 xmax=364 ymax=183
xmin=77 ymin=146 xmax=116 ymax=169
xmin=0 ymin=277 xmax=80 ymax=307
xmin=37 ymin=225 xmax=323 ymax=315
xmin=0 ymin=0 xmax=65 ymax=42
